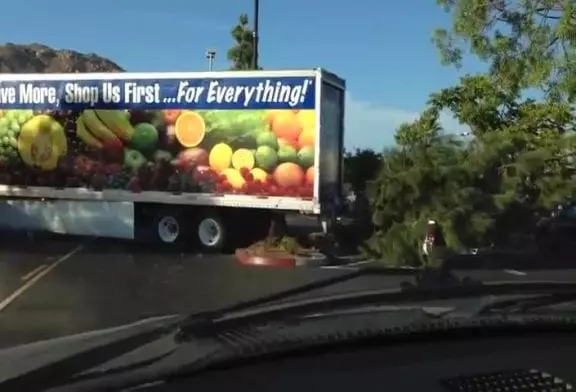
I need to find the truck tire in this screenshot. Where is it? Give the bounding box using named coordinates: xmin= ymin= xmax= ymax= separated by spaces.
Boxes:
xmin=195 ymin=212 xmax=227 ymax=252
xmin=152 ymin=210 xmax=187 ymax=246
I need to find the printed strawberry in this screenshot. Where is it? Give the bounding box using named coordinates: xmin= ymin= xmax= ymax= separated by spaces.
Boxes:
xmin=90 ymin=173 xmax=106 ymax=190
xmin=65 ymin=176 xmax=79 ymax=187
xmin=239 ymin=167 xmax=250 ymax=178
xmin=0 ymin=173 xmax=11 ymax=184
xmin=104 ymin=163 xmax=123 ymax=175
xmin=128 ymin=177 xmax=142 ymax=193
xmin=244 ymin=172 xmax=254 ymax=182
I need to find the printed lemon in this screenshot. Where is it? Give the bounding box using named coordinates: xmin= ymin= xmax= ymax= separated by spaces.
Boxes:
xmin=265 ymin=109 xmax=282 ymax=126
xmin=221 ymin=168 xmax=246 ymax=190
xmin=209 ymin=143 xmax=233 ymax=173
xmin=231 ymin=148 xmax=255 ymax=170
xmin=250 ymin=167 xmax=268 ymax=183
xmin=175 ymin=111 xmax=206 ymax=148
xmin=296 ymin=110 xmax=315 ymax=129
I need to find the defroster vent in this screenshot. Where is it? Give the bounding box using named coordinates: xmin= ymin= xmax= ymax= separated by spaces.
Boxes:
xmin=441 ymin=368 xmax=572 ymax=392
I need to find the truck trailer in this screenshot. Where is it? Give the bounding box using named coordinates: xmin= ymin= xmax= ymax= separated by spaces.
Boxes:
xmin=0 ymin=69 xmax=345 ymax=251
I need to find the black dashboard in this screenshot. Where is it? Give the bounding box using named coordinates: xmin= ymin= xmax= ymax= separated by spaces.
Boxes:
xmin=149 ymin=332 xmax=574 ymax=391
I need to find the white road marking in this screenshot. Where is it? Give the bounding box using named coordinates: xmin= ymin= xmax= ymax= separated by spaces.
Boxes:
xmin=343 ymin=260 xmax=374 ymax=267
xmin=0 ymin=244 xmax=85 ymax=313
xmin=320 ymin=265 xmax=359 ymax=270
xmin=21 ymin=264 xmax=47 ymax=281
xmin=503 ymin=269 xmax=527 ymax=276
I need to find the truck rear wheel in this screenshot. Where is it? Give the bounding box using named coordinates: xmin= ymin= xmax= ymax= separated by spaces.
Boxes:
xmin=156 ymin=214 xmax=182 ymax=244
xmin=195 ymin=213 xmax=227 ymax=252
xmin=146 ymin=208 xmax=189 ymax=248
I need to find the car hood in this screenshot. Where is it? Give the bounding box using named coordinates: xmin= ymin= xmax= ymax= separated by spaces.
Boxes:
xmin=0 ymin=314 xmax=180 ymax=383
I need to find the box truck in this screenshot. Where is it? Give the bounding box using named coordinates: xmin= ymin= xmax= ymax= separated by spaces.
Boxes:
xmin=0 ymin=69 xmax=345 ymax=250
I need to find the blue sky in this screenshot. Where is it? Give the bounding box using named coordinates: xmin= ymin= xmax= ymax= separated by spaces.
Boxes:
xmin=2 ymin=0 xmax=485 ymax=149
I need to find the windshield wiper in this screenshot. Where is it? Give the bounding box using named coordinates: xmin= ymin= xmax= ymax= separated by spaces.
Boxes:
xmin=176 ymin=265 xmax=479 ymax=339
xmin=176 ymin=280 xmax=576 ymax=341
xmin=470 ymin=290 xmax=576 ymax=316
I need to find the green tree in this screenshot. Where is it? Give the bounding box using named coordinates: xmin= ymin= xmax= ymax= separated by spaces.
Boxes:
xmin=343 ymin=148 xmax=382 ymax=192
xmin=433 ymin=0 xmax=576 ymax=101
xmin=365 ymin=76 xmax=576 ymax=266
xmin=227 ymin=14 xmax=261 ymax=70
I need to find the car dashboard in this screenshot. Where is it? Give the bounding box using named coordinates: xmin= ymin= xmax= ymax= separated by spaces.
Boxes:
xmin=143 ymin=332 xmax=574 ymax=391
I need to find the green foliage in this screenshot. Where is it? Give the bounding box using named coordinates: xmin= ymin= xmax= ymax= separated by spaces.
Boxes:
xmin=366 ymin=75 xmax=576 ymax=266
xmin=227 ymin=14 xmax=262 ymax=70
xmin=433 ymin=0 xmax=576 ymax=102
xmin=343 ymin=148 xmax=382 ymax=191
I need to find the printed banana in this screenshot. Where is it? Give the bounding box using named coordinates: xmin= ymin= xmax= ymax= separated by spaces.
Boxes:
xmin=94 ymin=110 xmax=134 ymax=141
xmin=76 ymin=117 xmax=103 ymax=149
xmin=81 ymin=110 xmax=121 ymax=143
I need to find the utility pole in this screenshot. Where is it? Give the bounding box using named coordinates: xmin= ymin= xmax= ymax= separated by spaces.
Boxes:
xmin=252 ymin=0 xmax=260 ymax=69
xmin=205 ymin=50 xmax=216 ymax=71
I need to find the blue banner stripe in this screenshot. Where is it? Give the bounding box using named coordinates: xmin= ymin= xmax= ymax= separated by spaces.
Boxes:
xmin=0 ymin=77 xmax=316 ymax=110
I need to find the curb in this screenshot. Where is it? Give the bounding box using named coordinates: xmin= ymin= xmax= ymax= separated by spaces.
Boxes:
xmin=235 ymin=248 xmax=329 ymax=268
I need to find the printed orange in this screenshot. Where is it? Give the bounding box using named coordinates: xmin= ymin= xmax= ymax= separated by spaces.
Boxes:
xmin=274 ymin=162 xmax=304 ymax=188
xmin=175 ymin=111 xmax=206 ymax=148
xmin=305 ymin=167 xmax=314 ymax=185
xmin=298 ymin=129 xmax=315 ymax=148
xmin=271 ymin=111 xmax=302 ymax=141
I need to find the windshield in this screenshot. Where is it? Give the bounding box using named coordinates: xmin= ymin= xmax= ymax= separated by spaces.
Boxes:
xmin=0 ymin=0 xmax=573 ymax=352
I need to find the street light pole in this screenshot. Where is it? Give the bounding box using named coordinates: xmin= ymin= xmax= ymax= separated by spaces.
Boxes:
xmin=205 ymin=50 xmax=216 ymax=71
xmin=252 ymin=0 xmax=259 ymax=69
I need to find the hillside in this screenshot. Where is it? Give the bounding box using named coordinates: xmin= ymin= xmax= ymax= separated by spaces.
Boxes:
xmin=0 ymin=43 xmax=124 ymax=73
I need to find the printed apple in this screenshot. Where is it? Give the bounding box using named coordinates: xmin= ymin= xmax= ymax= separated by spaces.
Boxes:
xmin=123 ymin=149 xmax=147 ymax=172
xmin=102 ymin=138 xmax=124 ymax=162
xmin=173 ymin=148 xmax=208 ymax=171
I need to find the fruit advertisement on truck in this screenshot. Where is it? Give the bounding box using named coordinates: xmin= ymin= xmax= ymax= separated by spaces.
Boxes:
xmin=0 ymin=71 xmax=319 ymax=204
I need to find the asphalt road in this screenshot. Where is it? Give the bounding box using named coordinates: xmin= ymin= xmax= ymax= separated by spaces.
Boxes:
xmin=0 ymin=232 xmax=574 ymax=349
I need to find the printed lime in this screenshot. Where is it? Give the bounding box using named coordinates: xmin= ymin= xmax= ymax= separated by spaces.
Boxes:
xmin=297 ymin=146 xmax=314 ymax=168
xmin=209 ymin=143 xmax=233 ymax=173
xmin=256 ymin=131 xmax=279 ymax=149
xmin=277 ymin=145 xmax=298 ymax=164
xmin=221 ymin=168 xmax=246 ymax=190
xmin=232 ymin=148 xmax=255 ymax=170
xmin=254 ymin=146 xmax=278 ymax=172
